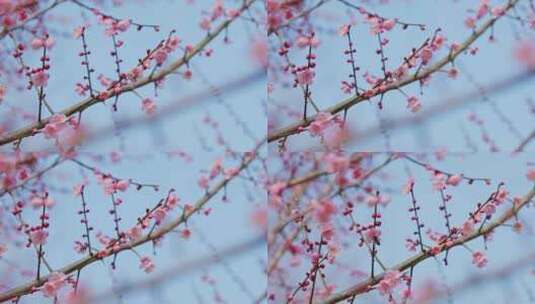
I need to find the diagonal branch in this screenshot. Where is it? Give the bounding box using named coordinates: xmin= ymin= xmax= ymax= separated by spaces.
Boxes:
xmin=0 ymin=139 xmax=264 ymax=303
xmin=356 ymin=69 xmax=535 ymax=146
xmin=90 ymin=235 xmax=264 ymax=301
xmin=267 ymin=0 xmax=519 ymax=143
xmin=0 ymin=0 xmax=68 ymax=41
xmin=0 ymin=0 xmax=256 ymax=147
xmin=319 ymin=183 xmax=535 ymax=304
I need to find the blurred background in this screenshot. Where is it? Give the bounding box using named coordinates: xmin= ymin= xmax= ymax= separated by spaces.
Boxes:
xmin=0 ymin=0 xmax=268 ymax=303
xmin=267 ymin=152 xmax=535 ymax=303
xmin=268 ymin=0 xmax=535 ymax=152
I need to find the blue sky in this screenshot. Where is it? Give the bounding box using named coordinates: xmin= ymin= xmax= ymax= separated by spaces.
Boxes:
xmin=267 ymin=152 xmax=535 ymax=303
xmin=1 ymin=0 xmax=534 ymax=303
xmin=0 ymin=0 xmax=267 ymax=303
xmin=268 ymin=0 xmax=535 ymax=152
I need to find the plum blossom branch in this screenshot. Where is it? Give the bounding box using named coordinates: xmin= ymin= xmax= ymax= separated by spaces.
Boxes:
xmin=0 ymin=0 xmax=257 ymax=147
xmin=267 ymin=0 xmax=520 ymax=143
xmin=70 ymin=0 xmax=160 ymax=32
xmin=0 ymin=139 xmax=263 ymax=302
xmin=338 ymin=69 xmax=535 ymax=148
xmin=0 ymin=0 xmax=68 ymax=41
xmin=319 ymin=183 xmax=535 ymax=304
xmin=89 ymin=235 xmax=264 ymax=301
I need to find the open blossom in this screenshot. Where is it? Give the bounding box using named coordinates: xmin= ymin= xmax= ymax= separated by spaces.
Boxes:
xmin=74 ymin=83 xmax=88 ymax=96
xmin=98 ymin=74 xmax=112 ymax=87
xmin=31 ymin=37 xmax=55 ymax=49
xmin=198 ymin=175 xmax=209 ymax=189
xmin=364 ymin=73 xmax=379 ymax=85
xmin=102 ymin=18 xmax=131 ymax=36
xmin=407 ymin=96 xmax=421 ymax=113
xmin=482 ymin=202 xmax=496 ymax=217
xmin=365 ymin=14 xmax=396 ymax=34
xmin=491 ymin=5 xmax=506 ymax=17
xmin=199 ymin=18 xmax=211 ymax=30
xmin=165 ymin=36 xmax=181 ymax=51
xmin=210 ymin=0 xmax=224 ymax=19
xmin=295 ymin=35 xmax=320 ymax=48
xmin=126 ymin=225 xmax=143 ymax=241
xmin=432 ymin=173 xmax=447 ymax=190
xmin=128 ymin=66 xmax=144 ymax=81
xmin=42 ymin=272 xmax=67 ymax=298
xmin=340 ymin=80 xmax=354 ymax=94
xmin=32 ymin=70 xmax=50 ymax=87
xmin=43 ymin=114 xmax=68 ymax=139
xmin=97 ymin=175 xmax=129 ymax=194
xmin=321 ymin=223 xmax=335 ymax=241
xmin=115 ymin=179 xmax=129 ymax=191
xmin=382 ymin=19 xmax=396 ymax=31
xmin=268 ymin=181 xmax=286 ymax=204
xmin=210 ymin=158 xmax=223 ymax=178
xmin=308 ymin=112 xmax=335 ymax=137
xmin=152 ymin=207 xmax=168 ymax=224
xmin=116 ymin=19 xmax=131 ymax=31
xmin=296 ymin=68 xmax=315 ymax=85
xmin=465 ymin=16 xmax=476 ymax=29
xmin=139 ymin=256 xmax=155 ymax=273
xmin=461 ymin=220 xmax=475 ymax=236
xmin=31 ymin=196 xmax=55 ymax=208
xmin=405 ymin=239 xmax=418 ymax=251
xmin=152 ymin=49 xmax=168 ymax=65
xmin=377 ymin=270 xmax=402 ymax=295
xmin=165 ymin=192 xmax=179 ymax=209
xmin=73 ymin=241 xmax=88 ymax=254
xmin=472 ymin=251 xmax=488 ymax=268
xmin=476 ymin=0 xmax=490 ymax=19
xmin=364 ymin=227 xmax=381 ymax=243
xmin=314 ymin=199 xmax=336 ymax=223
xmin=495 ymin=188 xmax=508 ymax=204
xmin=367 ymin=193 xmax=391 ymax=207
xmin=420 ymin=47 xmax=433 ymax=64
xmin=30 ymin=229 xmax=49 ymax=245
xmin=337 ymin=24 xmax=350 ymax=36
xmin=324 ymin=153 xmax=350 ymax=173
xmin=446 ymin=174 xmax=462 ymax=186
xmin=142 ymin=98 xmax=157 ymax=115
xmin=431 ymin=34 xmax=445 ymax=50
xmin=323 ymin=123 xmax=350 ymax=149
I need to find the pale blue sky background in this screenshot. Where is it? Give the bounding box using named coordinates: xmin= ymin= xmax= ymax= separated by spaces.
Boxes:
xmin=0 ymin=0 xmax=267 ymax=303
xmin=1 ymin=1 xmax=535 ymax=304
xmin=268 ymin=0 xmax=535 ymax=152
xmin=268 ymin=153 xmax=535 ymax=303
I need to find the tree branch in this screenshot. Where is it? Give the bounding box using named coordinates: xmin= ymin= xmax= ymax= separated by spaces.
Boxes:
xmin=319 ymin=182 xmax=535 ymax=304
xmin=0 ymin=0 xmax=257 ymax=147
xmin=0 ymin=140 xmax=263 ymax=302
xmin=267 ymin=0 xmax=519 ymax=143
